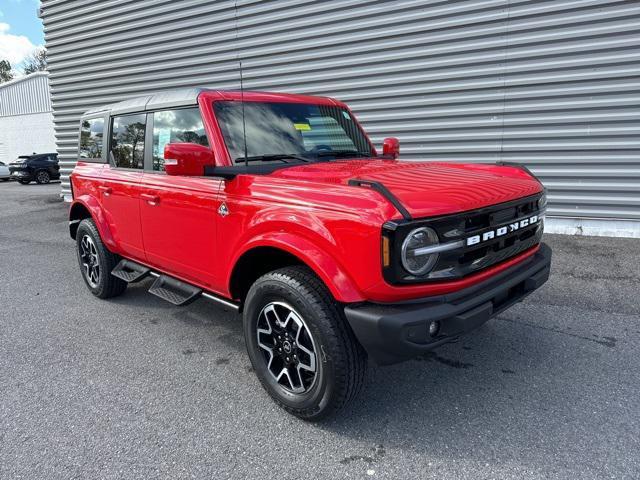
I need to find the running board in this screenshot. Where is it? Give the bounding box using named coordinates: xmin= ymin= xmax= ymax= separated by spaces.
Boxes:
xmin=148 ymin=275 xmax=202 ymax=306
xmin=111 ymin=259 xmax=150 ymax=283
xmin=112 ymin=259 xmax=239 ymax=310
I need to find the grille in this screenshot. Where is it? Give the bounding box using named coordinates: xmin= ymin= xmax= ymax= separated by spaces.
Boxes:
xmin=384 ymin=193 xmax=544 ymax=284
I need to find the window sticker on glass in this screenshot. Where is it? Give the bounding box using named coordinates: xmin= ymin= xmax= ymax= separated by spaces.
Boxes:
xmin=342 ymin=111 xmax=351 ymax=120
xmin=294 ymin=123 xmax=311 ymax=131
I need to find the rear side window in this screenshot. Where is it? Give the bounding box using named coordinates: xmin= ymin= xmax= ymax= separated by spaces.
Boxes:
xmin=79 ymin=118 xmax=105 ymax=159
xmin=110 ymin=114 xmax=146 ymax=169
xmin=152 ymin=108 xmax=208 ymax=172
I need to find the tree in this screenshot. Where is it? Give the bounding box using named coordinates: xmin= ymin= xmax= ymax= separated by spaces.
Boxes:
xmin=22 ymin=49 xmax=47 ymax=75
xmin=0 ymin=60 xmax=13 ymax=83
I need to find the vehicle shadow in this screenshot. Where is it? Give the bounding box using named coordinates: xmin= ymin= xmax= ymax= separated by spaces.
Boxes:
xmin=109 ymin=279 xmax=242 ymax=334
xmin=313 ymin=310 xmax=621 ymax=473
xmin=108 ymin=280 xmax=626 ymax=474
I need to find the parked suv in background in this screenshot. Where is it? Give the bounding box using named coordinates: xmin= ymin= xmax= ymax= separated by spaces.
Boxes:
xmin=69 ymin=88 xmax=551 ymax=420
xmin=9 ymin=153 xmax=60 ymax=185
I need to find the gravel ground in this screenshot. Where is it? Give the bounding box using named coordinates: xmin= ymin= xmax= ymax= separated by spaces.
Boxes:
xmin=1 ymin=181 xmax=639 ymax=480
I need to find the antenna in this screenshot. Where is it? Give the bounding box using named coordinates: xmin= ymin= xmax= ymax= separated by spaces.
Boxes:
xmin=234 ymin=0 xmax=248 ymax=167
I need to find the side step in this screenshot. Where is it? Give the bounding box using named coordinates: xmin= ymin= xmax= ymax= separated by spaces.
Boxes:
xmin=111 ymin=259 xmax=150 ymax=283
xmin=148 ymin=275 xmax=202 ymax=306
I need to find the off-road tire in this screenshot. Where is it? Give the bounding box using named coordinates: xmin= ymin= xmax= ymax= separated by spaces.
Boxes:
xmin=76 ymin=218 xmax=127 ymax=299
xmin=243 ymin=266 xmax=367 ymax=420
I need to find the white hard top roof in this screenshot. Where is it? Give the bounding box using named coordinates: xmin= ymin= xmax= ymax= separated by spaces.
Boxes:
xmin=82 ymin=88 xmax=206 ymax=117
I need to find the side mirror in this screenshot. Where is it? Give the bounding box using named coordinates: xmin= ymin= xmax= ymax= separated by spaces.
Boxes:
xmin=382 ymin=137 xmax=400 ymax=159
xmin=164 ymin=143 xmax=215 ymax=176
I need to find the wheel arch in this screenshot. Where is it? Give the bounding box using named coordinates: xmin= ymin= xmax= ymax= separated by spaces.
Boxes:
xmin=68 ymin=197 xmax=116 ymax=249
xmin=69 ymin=201 xmax=91 ymax=239
xmin=228 ymin=235 xmax=365 ymax=306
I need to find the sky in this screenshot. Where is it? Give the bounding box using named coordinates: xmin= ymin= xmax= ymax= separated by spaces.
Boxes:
xmin=0 ymin=0 xmax=43 ymax=72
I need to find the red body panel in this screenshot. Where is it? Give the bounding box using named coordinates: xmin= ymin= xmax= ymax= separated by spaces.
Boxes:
xmin=70 ymin=90 xmax=544 ymax=304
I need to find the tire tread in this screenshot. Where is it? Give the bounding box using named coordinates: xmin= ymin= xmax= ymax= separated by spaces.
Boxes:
xmin=248 ymin=265 xmax=366 ymax=420
xmin=77 ymin=218 xmax=127 ymax=299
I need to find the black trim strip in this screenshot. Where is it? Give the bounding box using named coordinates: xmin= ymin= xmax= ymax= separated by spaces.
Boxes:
xmin=203 ymin=163 xmax=307 ymax=179
xmin=348 ymin=179 xmax=412 ymax=221
xmin=495 ymin=161 xmax=541 ymax=182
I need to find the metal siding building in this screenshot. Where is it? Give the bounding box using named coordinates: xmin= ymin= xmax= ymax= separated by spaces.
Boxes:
xmin=41 ymin=0 xmax=640 ymax=233
xmin=0 ymin=72 xmax=56 ymax=164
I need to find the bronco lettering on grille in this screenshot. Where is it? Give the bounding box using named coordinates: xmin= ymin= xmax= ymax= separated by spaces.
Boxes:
xmin=466 ymin=215 xmax=539 ymax=247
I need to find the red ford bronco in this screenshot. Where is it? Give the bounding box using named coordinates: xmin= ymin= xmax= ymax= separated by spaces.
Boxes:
xmin=69 ymin=88 xmax=551 ymax=419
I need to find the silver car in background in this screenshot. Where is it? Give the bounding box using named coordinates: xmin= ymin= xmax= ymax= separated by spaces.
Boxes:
xmin=0 ymin=162 xmax=10 ymax=182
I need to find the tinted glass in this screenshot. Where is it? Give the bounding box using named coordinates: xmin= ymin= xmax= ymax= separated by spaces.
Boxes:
xmin=214 ymin=101 xmax=372 ymax=163
xmin=152 ymin=108 xmax=208 ymax=171
xmin=79 ymin=118 xmax=104 ymax=159
xmin=110 ymin=114 xmax=146 ymax=169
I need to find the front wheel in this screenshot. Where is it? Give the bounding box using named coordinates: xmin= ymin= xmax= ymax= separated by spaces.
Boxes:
xmin=243 ymin=266 xmax=367 ymax=420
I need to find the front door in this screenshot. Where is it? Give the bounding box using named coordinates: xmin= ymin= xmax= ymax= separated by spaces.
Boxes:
xmin=138 ymin=107 xmax=222 ymax=290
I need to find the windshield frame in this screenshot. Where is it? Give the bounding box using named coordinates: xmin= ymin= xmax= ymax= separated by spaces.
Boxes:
xmin=210 ymin=99 xmax=377 ymax=166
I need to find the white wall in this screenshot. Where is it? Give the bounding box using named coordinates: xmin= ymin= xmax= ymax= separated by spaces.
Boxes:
xmin=0 ymin=112 xmax=56 ymax=164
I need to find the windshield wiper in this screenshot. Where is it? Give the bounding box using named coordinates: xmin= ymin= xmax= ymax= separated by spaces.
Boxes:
xmin=315 ymin=150 xmax=372 ymax=158
xmin=235 ymin=154 xmax=312 ymax=164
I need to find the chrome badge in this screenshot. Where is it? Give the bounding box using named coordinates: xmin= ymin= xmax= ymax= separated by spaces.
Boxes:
xmin=218 ymin=202 xmax=229 ymax=217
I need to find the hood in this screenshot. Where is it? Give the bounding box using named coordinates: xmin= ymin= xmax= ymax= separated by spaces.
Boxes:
xmin=269 ymin=159 xmax=543 ymax=219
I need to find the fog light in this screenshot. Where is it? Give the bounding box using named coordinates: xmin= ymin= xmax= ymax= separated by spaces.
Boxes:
xmin=428 ymin=321 xmax=440 ymax=337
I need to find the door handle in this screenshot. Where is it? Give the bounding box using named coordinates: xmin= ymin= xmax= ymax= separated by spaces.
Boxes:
xmin=98 ymin=186 xmax=112 ymax=196
xmin=141 ymin=193 xmax=160 ymax=206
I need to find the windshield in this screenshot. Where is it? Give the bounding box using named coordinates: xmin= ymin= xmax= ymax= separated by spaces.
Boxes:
xmin=214 ymin=101 xmax=373 ymax=163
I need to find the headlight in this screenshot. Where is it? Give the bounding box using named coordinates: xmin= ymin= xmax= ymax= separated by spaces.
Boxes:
xmin=538 ymin=191 xmax=547 ymax=210
xmin=401 ymin=227 xmax=439 ymax=276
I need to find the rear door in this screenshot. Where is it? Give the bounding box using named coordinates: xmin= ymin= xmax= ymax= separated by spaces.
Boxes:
xmin=100 ymin=113 xmax=147 ymax=261
xmin=139 ymin=107 xmax=222 ymax=290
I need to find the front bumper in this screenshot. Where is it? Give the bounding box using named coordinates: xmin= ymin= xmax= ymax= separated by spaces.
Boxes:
xmin=344 ymin=243 xmax=552 ymax=365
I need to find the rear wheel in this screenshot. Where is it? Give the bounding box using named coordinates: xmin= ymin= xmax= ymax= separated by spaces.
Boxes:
xmin=243 ymin=266 xmax=367 ymax=420
xmin=76 ymin=218 xmax=127 ymax=299
xmin=35 ymin=170 xmax=50 ymax=184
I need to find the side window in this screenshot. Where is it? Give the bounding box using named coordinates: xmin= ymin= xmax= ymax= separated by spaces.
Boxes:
xmin=110 ymin=114 xmax=146 ymax=169
xmin=152 ymin=108 xmax=208 ymax=172
xmin=79 ymin=118 xmax=105 ymax=159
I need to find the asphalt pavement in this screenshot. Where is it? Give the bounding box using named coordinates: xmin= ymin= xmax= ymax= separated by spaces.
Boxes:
xmin=1 ymin=181 xmax=639 ymax=479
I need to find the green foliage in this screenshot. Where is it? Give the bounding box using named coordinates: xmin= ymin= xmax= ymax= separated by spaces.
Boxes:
xmin=0 ymin=60 xmax=13 ymax=83
xmin=22 ymin=49 xmax=47 ymax=75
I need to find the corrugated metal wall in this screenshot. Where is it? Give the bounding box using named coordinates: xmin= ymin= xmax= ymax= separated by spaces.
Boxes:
xmin=41 ymin=0 xmax=640 ymax=220
xmin=0 ymin=72 xmax=52 ymax=116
